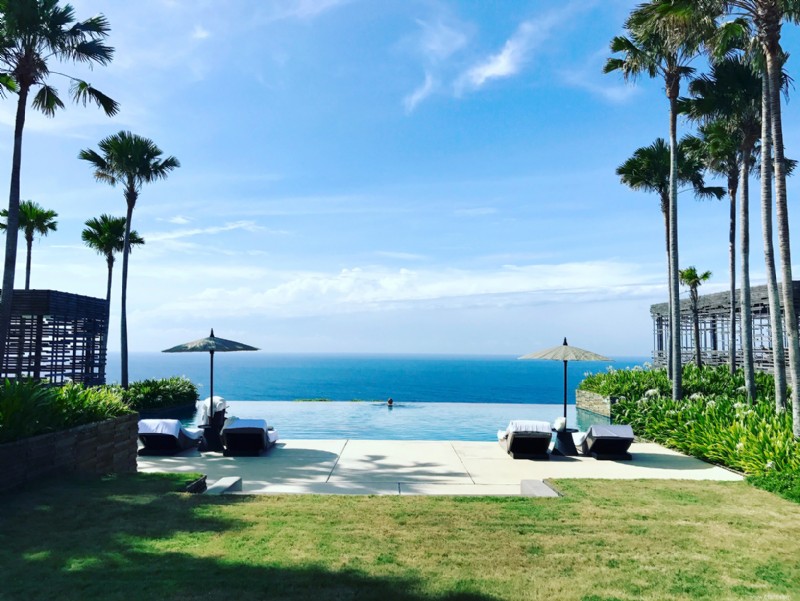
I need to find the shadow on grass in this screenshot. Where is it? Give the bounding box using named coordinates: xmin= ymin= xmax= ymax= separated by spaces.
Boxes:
xmin=0 ymin=473 xmax=497 ymax=601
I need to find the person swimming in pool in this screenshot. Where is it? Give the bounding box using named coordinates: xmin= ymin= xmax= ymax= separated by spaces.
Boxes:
xmin=387 ymin=397 xmax=393 ymax=407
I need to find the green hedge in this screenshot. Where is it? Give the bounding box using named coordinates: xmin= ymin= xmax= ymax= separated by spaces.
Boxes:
xmin=121 ymin=376 xmax=199 ymax=412
xmin=0 ymin=380 xmax=132 ymax=444
xmin=579 ymin=364 xmax=800 ymax=502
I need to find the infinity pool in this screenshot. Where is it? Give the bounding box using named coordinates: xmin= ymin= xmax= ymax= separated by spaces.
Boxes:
xmin=187 ymin=401 xmax=610 ymax=441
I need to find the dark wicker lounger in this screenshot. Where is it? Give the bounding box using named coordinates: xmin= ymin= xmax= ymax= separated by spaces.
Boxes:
xmin=498 ymin=420 xmax=552 ymax=460
xmin=221 ymin=418 xmax=278 ymax=457
xmin=138 ymin=419 xmax=203 ymax=456
xmin=578 ymin=424 xmax=634 ymax=460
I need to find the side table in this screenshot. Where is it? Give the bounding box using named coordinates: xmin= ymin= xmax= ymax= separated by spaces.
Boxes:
xmin=552 ymin=427 xmax=579 ymax=456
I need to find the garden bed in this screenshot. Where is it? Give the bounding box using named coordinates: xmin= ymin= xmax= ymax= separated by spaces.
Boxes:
xmin=0 ymin=413 xmax=138 ymax=493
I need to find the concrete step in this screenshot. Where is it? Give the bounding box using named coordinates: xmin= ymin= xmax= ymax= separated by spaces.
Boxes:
xmin=206 ymin=476 xmax=242 ymax=495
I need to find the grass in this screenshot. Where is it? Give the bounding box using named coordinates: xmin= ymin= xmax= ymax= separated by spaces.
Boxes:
xmin=2 ymin=474 xmax=800 ymax=600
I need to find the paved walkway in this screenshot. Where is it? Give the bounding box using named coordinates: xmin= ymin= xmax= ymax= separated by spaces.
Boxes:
xmin=137 ymin=439 xmax=742 ymax=496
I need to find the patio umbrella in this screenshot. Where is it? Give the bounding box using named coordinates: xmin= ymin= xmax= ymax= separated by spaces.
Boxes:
xmin=162 ymin=329 xmax=259 ymax=419
xmin=519 ymin=337 xmax=611 ymax=427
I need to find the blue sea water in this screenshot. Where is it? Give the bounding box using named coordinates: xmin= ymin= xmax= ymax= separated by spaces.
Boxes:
xmin=114 ymin=353 xmax=648 ymax=440
xmin=112 ymin=352 xmax=648 ymax=405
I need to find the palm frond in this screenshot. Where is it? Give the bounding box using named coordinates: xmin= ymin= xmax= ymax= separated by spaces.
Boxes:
xmin=70 ymin=79 xmax=119 ymax=116
xmin=31 ymin=84 xmax=65 ymax=117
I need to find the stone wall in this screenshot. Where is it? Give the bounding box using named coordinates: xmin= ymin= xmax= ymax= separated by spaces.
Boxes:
xmin=576 ymin=389 xmax=611 ymax=418
xmin=0 ymin=413 xmax=138 ymax=493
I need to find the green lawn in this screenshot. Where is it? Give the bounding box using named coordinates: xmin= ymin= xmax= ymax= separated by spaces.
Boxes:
xmin=2 ymin=474 xmax=799 ymax=600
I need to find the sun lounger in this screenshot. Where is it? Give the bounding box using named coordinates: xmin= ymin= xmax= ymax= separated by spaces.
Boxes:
xmin=497 ymin=420 xmax=552 ymax=460
xmin=138 ymin=419 xmax=203 ymax=455
xmin=577 ymin=424 xmax=634 ymax=460
xmin=221 ymin=417 xmax=279 ymax=456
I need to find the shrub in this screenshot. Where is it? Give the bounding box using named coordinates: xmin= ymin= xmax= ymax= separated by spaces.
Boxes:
xmin=579 ymin=364 xmax=800 ymax=491
xmin=0 ymin=380 xmax=131 ymax=444
xmin=122 ymin=376 xmax=199 ymax=411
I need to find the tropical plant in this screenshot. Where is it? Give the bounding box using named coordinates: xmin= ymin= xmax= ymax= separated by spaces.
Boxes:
xmin=605 ymin=1 xmax=712 ymax=400
xmin=679 ymin=266 xmax=713 ymax=369
xmin=81 ymin=214 xmax=144 ymax=363
xmin=0 ymin=0 xmax=118 ymax=361
xmin=79 ymin=132 xmax=179 ymax=388
xmin=680 ymin=57 xmax=763 ymax=400
xmin=616 ymin=137 xmax=722 ymax=376
xmin=645 ymin=0 xmax=800 ymax=434
xmin=120 ymin=376 xmax=199 ymax=412
xmin=0 ymin=200 xmax=57 ymax=289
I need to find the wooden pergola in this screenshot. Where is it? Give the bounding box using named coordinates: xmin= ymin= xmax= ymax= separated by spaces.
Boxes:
xmin=0 ymin=290 xmax=108 ymax=386
xmin=651 ymin=281 xmax=800 ymax=371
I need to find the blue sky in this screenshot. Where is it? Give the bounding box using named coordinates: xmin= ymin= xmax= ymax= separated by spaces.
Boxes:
xmin=2 ymin=0 xmax=800 ymax=357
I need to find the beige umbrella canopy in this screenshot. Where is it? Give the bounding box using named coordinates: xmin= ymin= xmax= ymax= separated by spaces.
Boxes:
xmin=519 ymin=337 xmax=611 ymax=426
xmin=163 ymin=329 xmax=258 ymax=418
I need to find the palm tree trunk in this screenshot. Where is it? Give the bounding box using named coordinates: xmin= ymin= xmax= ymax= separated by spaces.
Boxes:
xmin=727 ymin=175 xmax=737 ymax=375
xmin=662 ymin=203 xmax=673 ymax=378
xmin=767 ymin=50 xmax=800 ymax=438
xmin=740 ymin=149 xmax=756 ymax=401
xmin=692 ymin=294 xmax=701 ymax=369
xmin=668 ymin=95 xmax=682 ymax=400
xmin=24 ymin=235 xmax=32 ymax=290
xmin=120 ymin=201 xmax=133 ymax=389
xmin=760 ymin=70 xmax=787 ymax=411
xmin=101 ymin=255 xmax=113 ymax=376
xmin=0 ymin=86 xmax=28 ymax=363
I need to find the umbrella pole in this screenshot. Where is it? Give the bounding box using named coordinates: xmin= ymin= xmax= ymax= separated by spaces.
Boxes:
xmin=563 ymin=359 xmax=568 ymax=425
xmin=209 ymin=350 xmax=215 ymax=419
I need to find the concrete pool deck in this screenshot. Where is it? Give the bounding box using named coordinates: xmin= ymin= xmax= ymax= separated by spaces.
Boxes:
xmin=137 ymin=439 xmax=743 ymax=496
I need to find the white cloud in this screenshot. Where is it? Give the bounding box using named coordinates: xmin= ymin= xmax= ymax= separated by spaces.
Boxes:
xmin=192 ymin=25 xmax=210 ymax=40
xmin=146 ymin=220 xmax=266 ymax=242
xmin=404 ymin=72 xmax=435 ymax=113
xmin=134 ymin=259 xmax=664 ymax=323
xmin=416 ymin=18 xmax=468 ymax=61
xmin=455 ymin=207 xmax=497 ymax=217
xmin=158 ymin=215 xmax=192 ymax=225
xmin=454 ymin=2 xmax=593 ymax=95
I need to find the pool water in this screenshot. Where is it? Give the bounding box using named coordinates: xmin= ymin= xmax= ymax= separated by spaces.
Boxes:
xmin=188 ymin=401 xmax=610 ymax=441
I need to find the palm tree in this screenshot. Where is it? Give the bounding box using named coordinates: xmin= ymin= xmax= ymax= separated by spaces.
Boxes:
xmin=682 ymin=121 xmax=741 ymax=375
xmin=679 ymin=266 xmax=713 ymax=368
xmin=680 ymin=57 xmax=762 ymax=400
xmin=79 ymin=132 xmax=179 ymax=388
xmin=648 ymin=0 xmax=800 ymax=432
xmin=0 ymin=0 xmax=118 ymax=361
xmin=0 ymin=200 xmax=58 ymax=289
xmin=82 ymin=214 xmax=144 ymax=365
xmin=605 ymin=2 xmax=711 ymax=400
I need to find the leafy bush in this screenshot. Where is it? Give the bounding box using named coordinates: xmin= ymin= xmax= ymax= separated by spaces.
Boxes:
xmin=747 ymin=470 xmax=800 ymax=504
xmin=121 ymin=376 xmax=198 ymax=411
xmin=0 ymin=380 xmax=131 ymax=444
xmin=579 ymin=364 xmax=800 ymax=488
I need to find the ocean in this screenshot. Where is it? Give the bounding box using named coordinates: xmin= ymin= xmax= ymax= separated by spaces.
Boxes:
xmin=112 ymin=352 xmax=648 ymax=404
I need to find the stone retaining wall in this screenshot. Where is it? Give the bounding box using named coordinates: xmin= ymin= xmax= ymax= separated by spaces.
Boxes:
xmin=0 ymin=413 xmax=138 ymax=493
xmin=576 ymin=389 xmax=611 ymax=417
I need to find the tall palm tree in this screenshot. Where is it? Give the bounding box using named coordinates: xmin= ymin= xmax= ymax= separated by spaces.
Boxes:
xmin=0 ymin=0 xmax=118 ymax=361
xmin=0 ymin=200 xmax=58 ymax=289
xmin=605 ymin=1 xmax=711 ymax=400
xmin=680 ymin=57 xmax=762 ymax=400
xmin=79 ymin=132 xmax=179 ymax=388
xmin=679 ymin=266 xmax=713 ymax=368
xmin=682 ymin=121 xmax=741 ymax=375
xmin=81 ymin=214 xmax=144 ymax=365
xmin=617 ymin=137 xmax=723 ymax=373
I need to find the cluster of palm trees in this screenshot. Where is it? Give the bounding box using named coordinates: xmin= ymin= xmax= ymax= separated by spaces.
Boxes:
xmin=0 ymin=0 xmax=179 ymax=387
xmin=606 ymin=0 xmax=800 ymax=437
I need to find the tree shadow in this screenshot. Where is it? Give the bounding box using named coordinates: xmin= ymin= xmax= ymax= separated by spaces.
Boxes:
xmin=0 ymin=474 xmax=500 ymax=601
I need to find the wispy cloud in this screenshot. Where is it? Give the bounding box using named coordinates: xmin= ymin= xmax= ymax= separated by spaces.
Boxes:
xmin=146 ymin=220 xmax=267 ymax=242
xmin=258 ymin=0 xmax=353 ymax=23
xmin=454 ymin=2 xmax=593 ymax=95
xmin=158 ymin=215 xmax=192 ymax=225
xmin=404 ymin=72 xmax=435 ymax=113
xmin=416 ymin=18 xmax=468 ymax=61
xmin=454 ymin=207 xmax=497 ymax=217
xmin=192 ymin=25 xmax=210 ymax=40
